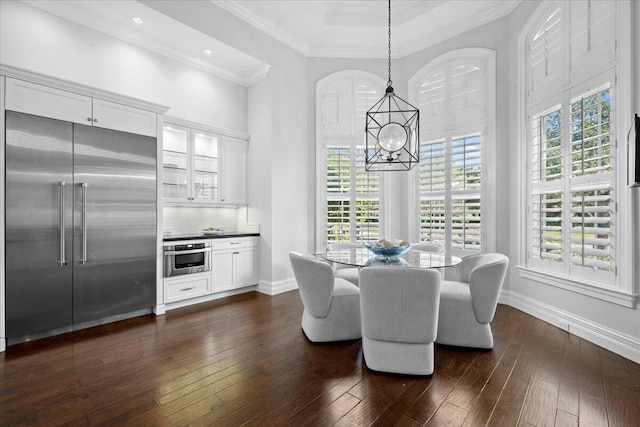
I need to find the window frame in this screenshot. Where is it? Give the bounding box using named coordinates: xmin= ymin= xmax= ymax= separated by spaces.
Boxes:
xmin=315 ymin=70 xmax=387 ymax=252
xmin=408 ymin=48 xmax=497 ymax=256
xmin=516 ymin=0 xmax=636 ymax=307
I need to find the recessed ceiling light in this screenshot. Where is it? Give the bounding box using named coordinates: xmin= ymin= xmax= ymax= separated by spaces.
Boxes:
xmin=203 ymin=49 xmax=213 ymax=55
xmin=131 ymin=16 xmax=144 ymax=24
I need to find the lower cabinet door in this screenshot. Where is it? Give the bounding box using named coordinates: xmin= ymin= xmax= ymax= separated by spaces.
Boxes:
xmin=165 ymin=275 xmax=210 ymax=303
xmin=236 ymin=248 xmax=258 ymax=288
xmin=213 ymin=251 xmax=234 ymax=292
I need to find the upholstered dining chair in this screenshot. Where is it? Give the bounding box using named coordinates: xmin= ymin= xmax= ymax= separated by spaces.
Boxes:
xmin=436 ymin=253 xmax=509 ymax=349
xmin=359 ymin=267 xmax=441 ymax=375
xmin=327 ymin=242 xmax=361 ymax=286
xmin=289 ymin=251 xmax=361 ymax=342
xmin=410 ymin=242 xmax=444 ymax=253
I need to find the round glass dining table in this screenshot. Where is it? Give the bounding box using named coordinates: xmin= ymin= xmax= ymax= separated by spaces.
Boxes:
xmin=322 ymin=247 xmax=462 ymax=269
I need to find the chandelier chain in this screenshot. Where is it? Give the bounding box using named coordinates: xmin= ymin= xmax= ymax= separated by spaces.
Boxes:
xmin=387 ymin=0 xmax=392 ymax=87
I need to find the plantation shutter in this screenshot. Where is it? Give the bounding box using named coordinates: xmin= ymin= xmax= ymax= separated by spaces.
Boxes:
xmin=326 ymin=147 xmax=351 ymax=242
xmin=355 ymin=149 xmax=380 ymax=242
xmin=418 ymin=69 xmax=446 ymax=138
xmin=419 ymin=141 xmax=446 ymax=244
xmin=570 ymin=186 xmax=613 ymax=271
xmin=320 ymin=75 xmax=383 ymax=246
xmin=448 ymin=60 xmax=485 ymax=130
xmin=530 ymin=7 xmax=563 ymax=100
xmin=417 ymin=57 xmax=487 ymax=253
xmin=322 ymin=79 xmax=353 ymax=137
xmin=567 ymin=87 xmax=614 ymax=284
xmin=530 ymin=191 xmax=563 ymax=264
xmin=569 ymin=0 xmax=614 ymax=78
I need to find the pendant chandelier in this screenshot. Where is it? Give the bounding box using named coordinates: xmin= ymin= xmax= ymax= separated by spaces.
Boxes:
xmin=365 ymin=0 xmax=420 ymax=171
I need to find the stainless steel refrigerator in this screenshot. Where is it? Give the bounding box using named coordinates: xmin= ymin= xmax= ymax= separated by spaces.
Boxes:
xmin=5 ymin=110 xmax=156 ymax=343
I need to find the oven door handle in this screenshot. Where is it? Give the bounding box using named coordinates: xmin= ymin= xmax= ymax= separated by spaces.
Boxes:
xmin=164 ymin=248 xmax=212 ymax=256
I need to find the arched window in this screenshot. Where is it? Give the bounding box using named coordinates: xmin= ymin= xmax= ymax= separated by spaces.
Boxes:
xmin=518 ymin=0 xmax=635 ymax=303
xmin=409 ymin=49 xmax=496 ymax=255
xmin=316 ymin=70 xmax=385 ymax=250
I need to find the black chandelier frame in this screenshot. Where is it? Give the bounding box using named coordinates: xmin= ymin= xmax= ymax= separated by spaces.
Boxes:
xmin=364 ymin=0 xmax=420 ymax=172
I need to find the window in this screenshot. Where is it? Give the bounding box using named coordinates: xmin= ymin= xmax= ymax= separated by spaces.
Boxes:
xmin=519 ymin=0 xmax=635 ymax=303
xmin=316 ymin=71 xmax=385 ymax=249
xmin=529 ymin=86 xmax=614 ymax=285
xmin=409 ymin=49 xmax=496 ymax=255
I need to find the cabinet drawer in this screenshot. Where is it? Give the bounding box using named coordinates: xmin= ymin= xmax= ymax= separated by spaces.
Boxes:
xmin=165 ymin=276 xmax=210 ymax=303
xmin=212 ymin=237 xmax=256 ymax=250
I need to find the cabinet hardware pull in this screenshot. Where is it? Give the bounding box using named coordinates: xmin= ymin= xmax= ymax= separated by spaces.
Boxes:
xmin=233 ymin=251 xmax=239 ymax=255
xmin=81 ymin=183 xmax=88 ymax=264
xmin=180 ymin=287 xmax=195 ymax=291
xmin=93 ymin=118 xmax=98 ymax=123
xmin=86 ymin=117 xmax=92 ymax=122
xmin=230 ymin=242 xmax=241 ymax=245
xmin=59 ymin=181 xmax=66 ymax=266
xmin=164 ymin=248 xmax=212 ymax=255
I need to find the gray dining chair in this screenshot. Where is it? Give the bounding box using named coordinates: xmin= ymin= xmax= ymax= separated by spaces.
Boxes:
xmin=327 ymin=242 xmax=361 ymax=286
xmin=289 ymin=251 xmax=361 ymax=342
xmin=436 ymin=253 xmax=509 ymax=349
xmin=359 ymin=266 xmax=441 ymax=375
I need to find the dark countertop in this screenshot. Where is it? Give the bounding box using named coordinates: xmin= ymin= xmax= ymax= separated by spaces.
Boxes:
xmin=163 ymin=232 xmax=260 ymax=242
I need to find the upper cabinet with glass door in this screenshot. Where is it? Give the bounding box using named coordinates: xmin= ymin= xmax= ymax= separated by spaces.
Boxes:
xmin=162 ymin=118 xmax=248 ymax=205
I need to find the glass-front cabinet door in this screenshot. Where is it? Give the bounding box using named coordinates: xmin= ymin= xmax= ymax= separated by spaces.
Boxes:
xmin=162 ymin=119 xmax=247 ymax=205
xmin=193 ymin=131 xmax=219 ymax=202
xmin=162 ymin=123 xmax=221 ymax=204
xmin=162 ymin=124 xmax=190 ymax=201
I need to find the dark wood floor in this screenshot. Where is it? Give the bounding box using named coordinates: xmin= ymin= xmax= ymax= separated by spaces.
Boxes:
xmin=1 ymin=290 xmax=639 ymax=426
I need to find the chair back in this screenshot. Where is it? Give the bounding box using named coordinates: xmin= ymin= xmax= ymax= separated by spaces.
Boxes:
xmin=359 ymin=267 xmax=441 ymax=344
xmin=410 ymin=242 xmax=444 ymax=253
xmin=289 ymin=252 xmax=335 ymax=318
xmin=458 ymin=253 xmax=509 ymax=323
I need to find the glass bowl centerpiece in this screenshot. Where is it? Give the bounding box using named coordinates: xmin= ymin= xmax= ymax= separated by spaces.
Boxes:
xmin=363 ymin=239 xmax=411 ymax=261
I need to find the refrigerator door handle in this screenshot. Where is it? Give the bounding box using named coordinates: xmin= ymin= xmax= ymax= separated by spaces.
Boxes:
xmin=59 ymin=181 xmax=67 ymax=266
xmin=81 ymin=182 xmax=88 ymax=264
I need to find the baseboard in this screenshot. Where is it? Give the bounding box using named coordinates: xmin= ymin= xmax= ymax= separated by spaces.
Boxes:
xmin=154 ymin=304 xmax=166 ymax=316
xmin=0 ymin=338 xmax=5 ymax=352
xmin=501 ymin=290 xmax=640 ymax=364
xmin=165 ymin=286 xmax=257 ymax=311
xmin=257 ymin=277 xmax=298 ymax=296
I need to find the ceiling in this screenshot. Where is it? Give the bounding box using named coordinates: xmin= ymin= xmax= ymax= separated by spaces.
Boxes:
xmin=20 ymin=0 xmax=521 ymax=85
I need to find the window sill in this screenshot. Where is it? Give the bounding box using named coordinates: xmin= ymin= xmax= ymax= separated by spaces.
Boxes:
xmin=516 ymin=266 xmax=637 ymax=308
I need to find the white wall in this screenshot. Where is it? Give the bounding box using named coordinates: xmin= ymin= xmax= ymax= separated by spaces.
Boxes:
xmin=0 ymin=0 xmax=247 ymax=132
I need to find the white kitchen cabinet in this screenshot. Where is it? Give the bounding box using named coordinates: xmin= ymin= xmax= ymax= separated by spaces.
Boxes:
xmin=5 ymin=78 xmax=157 ymax=137
xmin=163 ymin=236 xmax=258 ymax=308
xmin=162 ymin=118 xmax=248 ymax=205
xmin=235 ymin=247 xmax=258 ymax=288
xmin=164 ymin=272 xmax=211 ymax=303
xmin=212 ymin=237 xmax=258 ymax=291
xmin=162 ymin=124 xmax=220 ymax=203
xmin=212 ymin=250 xmax=235 ymax=292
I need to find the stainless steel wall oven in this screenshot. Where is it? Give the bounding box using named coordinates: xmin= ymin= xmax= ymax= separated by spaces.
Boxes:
xmin=164 ymin=242 xmax=212 ymax=277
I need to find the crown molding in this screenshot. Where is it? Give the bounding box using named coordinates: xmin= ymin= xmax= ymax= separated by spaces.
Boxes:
xmin=210 ymin=0 xmax=312 ymax=57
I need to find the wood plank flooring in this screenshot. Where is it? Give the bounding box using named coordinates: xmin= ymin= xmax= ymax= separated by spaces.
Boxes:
xmin=1 ymin=290 xmax=639 ymax=426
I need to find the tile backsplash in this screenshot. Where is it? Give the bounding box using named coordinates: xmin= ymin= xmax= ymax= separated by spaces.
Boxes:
xmin=163 ymin=206 xmax=259 ymax=235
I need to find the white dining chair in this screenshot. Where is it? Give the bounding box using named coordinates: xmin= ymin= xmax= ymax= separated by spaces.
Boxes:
xmin=359 ymin=266 xmax=441 ymax=375
xmin=410 ymin=242 xmax=444 ymax=253
xmin=327 ymin=242 xmax=361 ymax=286
xmin=436 ymin=253 xmax=509 ymax=349
xmin=289 ymin=251 xmax=361 ymax=342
